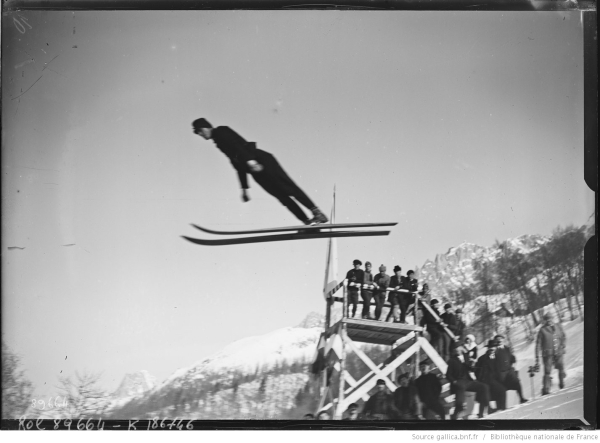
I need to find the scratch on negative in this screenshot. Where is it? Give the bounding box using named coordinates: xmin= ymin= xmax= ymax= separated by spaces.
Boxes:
xmin=11 ymin=75 xmax=43 ymax=100
xmin=41 ymin=54 xmax=59 ymax=72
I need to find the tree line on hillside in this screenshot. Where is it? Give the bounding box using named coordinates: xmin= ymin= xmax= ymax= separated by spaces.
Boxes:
xmin=448 ymin=225 xmax=588 ymax=341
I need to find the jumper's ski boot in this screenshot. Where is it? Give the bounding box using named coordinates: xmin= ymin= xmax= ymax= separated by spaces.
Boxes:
xmin=308 ymin=207 xmax=329 ymax=225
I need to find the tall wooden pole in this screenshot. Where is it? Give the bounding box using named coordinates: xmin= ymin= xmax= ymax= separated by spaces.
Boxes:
xmin=335 ymin=324 xmax=347 ymax=419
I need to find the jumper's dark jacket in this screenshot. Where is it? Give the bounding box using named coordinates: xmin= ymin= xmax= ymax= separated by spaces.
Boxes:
xmin=210 ymin=126 xmax=257 ymax=189
xmin=210 ymin=126 xmax=301 ymax=196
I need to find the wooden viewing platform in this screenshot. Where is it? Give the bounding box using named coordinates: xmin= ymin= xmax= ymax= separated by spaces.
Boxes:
xmin=331 ymin=317 xmax=423 ymax=346
xmin=316 ymin=278 xmax=452 ymax=419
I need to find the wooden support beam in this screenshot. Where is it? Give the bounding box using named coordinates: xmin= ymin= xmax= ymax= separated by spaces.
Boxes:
xmin=341 ymin=340 xmax=421 ymax=409
xmin=334 ymin=324 xmax=348 ymax=420
xmin=417 ymin=337 xmax=448 ymax=374
xmin=342 ymin=330 xmax=397 ymax=392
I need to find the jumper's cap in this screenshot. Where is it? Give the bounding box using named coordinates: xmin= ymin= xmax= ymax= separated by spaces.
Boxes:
xmin=455 ymin=308 xmax=463 ymax=314
xmin=192 ymin=118 xmax=212 ymax=130
xmin=430 ymin=299 xmax=439 ymax=305
xmin=348 ymin=403 xmax=358 ymax=411
xmin=365 ymin=261 xmax=372 ymax=267
xmin=487 ymin=339 xmax=498 ymax=348
xmin=376 ymin=379 xmax=386 ymax=386
xmin=444 ymin=303 xmax=452 ymax=310
xmin=353 ymin=259 xmax=362 ymax=266
xmin=543 ymin=313 xmax=552 ymax=320
xmin=393 ymin=265 xmax=401 ymax=273
xmin=407 ymin=270 xmax=415 ymax=276
xmin=379 ymin=264 xmax=386 ymax=272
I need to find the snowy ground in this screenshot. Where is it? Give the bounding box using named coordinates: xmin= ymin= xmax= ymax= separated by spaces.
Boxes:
xmin=478 ymin=317 xmax=584 ymax=421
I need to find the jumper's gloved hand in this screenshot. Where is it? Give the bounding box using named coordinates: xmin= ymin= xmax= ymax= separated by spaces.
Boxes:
xmin=241 ymin=189 xmax=250 ymax=202
xmin=247 ymin=160 xmax=263 ymax=172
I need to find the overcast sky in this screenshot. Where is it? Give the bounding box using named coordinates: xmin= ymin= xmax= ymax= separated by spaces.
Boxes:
xmin=2 ymin=10 xmax=592 ymax=396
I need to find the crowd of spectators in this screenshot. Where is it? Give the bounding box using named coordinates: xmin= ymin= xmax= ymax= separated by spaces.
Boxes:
xmin=304 ymin=261 xmax=568 ymax=421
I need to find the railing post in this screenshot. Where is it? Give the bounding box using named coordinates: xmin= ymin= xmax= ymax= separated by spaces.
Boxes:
xmin=343 ymin=280 xmax=348 ymax=319
xmin=334 ymin=325 xmax=347 ymax=419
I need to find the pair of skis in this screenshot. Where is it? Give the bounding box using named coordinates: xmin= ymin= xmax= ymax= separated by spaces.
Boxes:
xmin=182 ymin=222 xmax=397 ymax=246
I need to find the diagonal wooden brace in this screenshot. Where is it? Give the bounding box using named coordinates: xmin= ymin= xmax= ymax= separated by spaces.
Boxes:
xmin=417 ymin=336 xmax=448 ymax=374
xmin=339 ymin=340 xmax=421 ymax=411
xmin=342 ymin=330 xmax=398 ymax=392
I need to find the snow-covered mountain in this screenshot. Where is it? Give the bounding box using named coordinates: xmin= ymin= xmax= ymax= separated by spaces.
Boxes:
xmin=416 ymin=234 xmax=550 ymax=303
xmin=161 ymin=314 xmax=322 ymax=391
xmin=112 ymin=370 xmax=156 ymax=399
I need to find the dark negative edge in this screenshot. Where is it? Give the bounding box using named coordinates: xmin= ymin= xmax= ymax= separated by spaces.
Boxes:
xmin=181 ymin=230 xmax=391 ymax=245
xmin=191 ymin=222 xmax=397 ymax=235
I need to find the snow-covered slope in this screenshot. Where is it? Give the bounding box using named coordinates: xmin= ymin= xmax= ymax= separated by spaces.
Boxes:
xmin=161 ymin=314 xmax=322 ymax=390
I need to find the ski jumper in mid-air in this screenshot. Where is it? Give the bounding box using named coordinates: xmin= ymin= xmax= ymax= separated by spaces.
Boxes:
xmin=193 ymin=118 xmax=328 ymax=226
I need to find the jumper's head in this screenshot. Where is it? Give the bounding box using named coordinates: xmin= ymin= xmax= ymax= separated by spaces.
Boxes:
xmin=192 ymin=118 xmax=213 ymax=139
xmin=353 ymin=259 xmax=362 ymax=268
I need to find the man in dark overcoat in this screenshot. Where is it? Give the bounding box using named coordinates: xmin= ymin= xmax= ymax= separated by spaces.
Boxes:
xmin=494 ymin=334 xmax=528 ymax=404
xmin=345 ymin=260 xmax=364 ymax=318
xmin=475 ymin=340 xmax=507 ymax=411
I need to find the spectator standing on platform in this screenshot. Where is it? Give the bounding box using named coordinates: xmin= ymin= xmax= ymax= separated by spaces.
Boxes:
xmin=363 ymin=379 xmax=399 ymax=420
xmin=192 ymin=118 xmax=328 ymax=225
xmin=475 ymin=340 xmax=507 ymax=412
xmin=393 ymin=373 xmax=420 ymax=419
xmin=420 ymin=299 xmax=445 ymax=359
xmin=361 ymin=262 xmax=375 ymax=320
xmin=400 ymin=270 xmax=418 ymax=324
xmin=454 ymin=308 xmax=467 ymax=342
xmin=446 ymin=344 xmax=491 ymax=420
xmin=535 ymin=313 xmax=567 ymax=395
xmin=441 ymin=303 xmax=459 ymax=357
xmin=494 ymin=334 xmax=528 ymax=404
xmin=346 ymin=260 xmax=364 ymax=318
xmin=387 ymin=266 xmax=404 ymax=322
xmin=463 ymin=334 xmax=479 ymax=367
xmin=373 ymin=265 xmax=391 ymax=321
xmin=415 ymin=360 xmax=446 ymax=420
xmin=419 ymin=283 xmax=432 ymax=305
